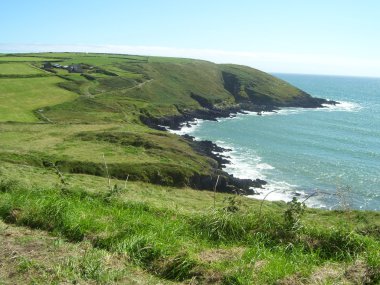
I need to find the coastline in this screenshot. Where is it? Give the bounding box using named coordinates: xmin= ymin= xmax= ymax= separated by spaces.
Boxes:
xmin=141 ymin=98 xmax=338 ymax=197
xmin=163 ymin=99 xmax=371 ymax=209
xmin=167 ymin=115 xmax=307 ymax=203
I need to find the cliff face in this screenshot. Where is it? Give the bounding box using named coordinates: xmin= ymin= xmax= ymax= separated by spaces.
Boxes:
xmin=135 ymin=61 xmax=336 ymax=194
xmin=141 ymin=65 xmax=335 ymax=130
xmin=220 ymin=64 xmax=333 ymax=108
xmin=1 ymin=52 xmax=336 ymax=196
xmin=138 ymin=62 xmax=335 ymax=130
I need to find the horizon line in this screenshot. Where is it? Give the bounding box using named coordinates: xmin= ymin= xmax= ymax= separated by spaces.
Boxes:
xmin=1 ymin=43 xmax=380 ymax=79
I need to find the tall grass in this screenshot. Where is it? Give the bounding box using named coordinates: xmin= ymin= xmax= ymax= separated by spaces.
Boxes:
xmin=0 ymin=179 xmax=379 ymax=283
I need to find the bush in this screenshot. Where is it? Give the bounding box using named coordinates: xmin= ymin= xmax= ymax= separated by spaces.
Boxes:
xmin=0 ymin=178 xmax=19 ymax=193
xmin=156 ymin=253 xmax=197 ymax=281
xmin=283 ymin=197 xmax=306 ymax=232
xmin=191 ymin=210 xmax=252 ymax=242
xmin=304 ymin=228 xmax=367 ymax=260
xmin=121 ymin=235 xmax=164 ymax=267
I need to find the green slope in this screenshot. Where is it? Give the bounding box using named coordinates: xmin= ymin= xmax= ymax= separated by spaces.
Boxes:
xmin=0 ymin=52 xmax=329 ymax=188
xmin=0 ymin=52 xmax=317 ymax=123
xmin=0 ymin=52 xmax=379 ymax=284
xmin=0 ymin=162 xmax=379 ymax=284
xmin=220 ymin=64 xmax=308 ymax=104
xmin=0 ymin=52 xmax=318 ymax=188
xmin=0 ymin=77 xmax=77 ymax=122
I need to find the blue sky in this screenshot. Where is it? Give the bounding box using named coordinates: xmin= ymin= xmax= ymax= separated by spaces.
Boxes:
xmin=1 ymin=0 xmax=380 ymax=77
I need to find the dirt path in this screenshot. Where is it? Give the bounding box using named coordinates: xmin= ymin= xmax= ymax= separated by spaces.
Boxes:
xmin=0 ymin=220 xmax=174 ymax=284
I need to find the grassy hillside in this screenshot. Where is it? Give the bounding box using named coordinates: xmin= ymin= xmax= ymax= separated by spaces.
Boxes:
xmin=1 ymin=52 xmax=319 ymax=123
xmin=0 ymin=162 xmax=379 ymax=284
xmin=0 ymin=77 xmax=77 ymax=122
xmin=0 ymin=53 xmax=379 ymax=284
xmin=0 ymin=52 xmax=320 ymax=187
xmin=220 ymin=64 xmax=307 ymax=104
xmin=0 ymin=63 xmax=46 ymax=75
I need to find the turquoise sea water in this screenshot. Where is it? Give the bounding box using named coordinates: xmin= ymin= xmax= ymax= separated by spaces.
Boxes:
xmin=173 ymin=74 xmax=380 ymax=210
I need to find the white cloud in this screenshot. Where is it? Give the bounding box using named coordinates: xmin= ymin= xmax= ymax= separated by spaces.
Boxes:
xmin=1 ymin=43 xmax=379 ymax=77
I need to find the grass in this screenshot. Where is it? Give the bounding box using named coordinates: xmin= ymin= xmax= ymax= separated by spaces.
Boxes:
xmin=0 ymin=219 xmax=172 ymax=284
xmin=0 ymin=123 xmax=213 ymax=187
xmin=0 ymin=52 xmax=379 ymax=284
xmin=220 ymin=64 xmax=308 ymax=104
xmin=0 ymin=52 xmax=317 ymax=125
xmin=0 ymin=55 xmax=60 ymax=62
xmin=0 ymin=166 xmax=379 ymax=284
xmin=0 ymin=62 xmax=47 ymax=75
xmin=0 ymin=76 xmax=77 ymax=122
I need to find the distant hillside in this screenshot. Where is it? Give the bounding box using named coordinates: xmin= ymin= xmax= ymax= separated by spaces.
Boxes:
xmin=0 ymin=52 xmax=329 ymax=125
xmin=0 ymin=52 xmax=335 ymax=193
xmin=0 ymin=53 xmax=379 ymax=285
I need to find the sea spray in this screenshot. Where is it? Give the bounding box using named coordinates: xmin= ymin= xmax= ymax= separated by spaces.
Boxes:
xmin=169 ymin=74 xmax=380 ymax=210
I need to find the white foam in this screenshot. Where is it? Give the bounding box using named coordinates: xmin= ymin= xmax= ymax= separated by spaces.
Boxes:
xmin=167 ymin=119 xmax=204 ymax=136
xmin=223 ymin=153 xmax=268 ymax=180
xmin=214 ymin=141 xmax=330 ymax=207
xmin=215 ymin=143 xmax=309 ymax=204
xmin=164 ymin=100 xmax=362 ymax=208
xmin=234 ymin=108 xmax=307 ymax=117
xmin=249 ymin=181 xmax=296 ymax=202
xmin=166 ymin=116 xmax=314 ymax=204
xmin=243 ymin=101 xmax=364 ymax=118
xmin=168 ymin=101 xmax=362 ymax=135
xmin=321 ymin=101 xmax=363 ymax=112
xmin=248 ymin=182 xmax=330 ymax=208
xmin=256 ymin=163 xmax=275 ymax=170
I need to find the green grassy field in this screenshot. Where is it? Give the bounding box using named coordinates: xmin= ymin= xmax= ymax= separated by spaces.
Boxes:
xmin=1 ymin=52 xmax=314 ymax=123
xmin=0 ymin=55 xmax=60 ymax=62
xmin=0 ymin=162 xmax=379 ymax=284
xmin=0 ymin=52 xmax=379 ymax=284
xmin=0 ymin=77 xmax=77 ymax=122
xmin=0 ymin=218 xmax=169 ymax=285
xmin=0 ymin=62 xmax=46 ymax=75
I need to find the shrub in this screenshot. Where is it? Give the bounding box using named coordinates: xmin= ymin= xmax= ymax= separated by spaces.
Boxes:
xmin=156 ymin=253 xmax=197 ymax=281
xmin=304 ymin=228 xmax=367 ymax=260
xmin=283 ymin=197 xmax=306 ymax=232
xmin=0 ymin=178 xmax=19 ymax=193
xmin=122 ymin=235 xmax=164 ymax=267
xmin=191 ymin=210 xmax=251 ymax=242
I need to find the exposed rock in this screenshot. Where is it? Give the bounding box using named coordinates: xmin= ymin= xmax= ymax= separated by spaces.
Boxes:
xmin=140 ymin=93 xmax=337 ymax=195
xmin=185 ymin=135 xmax=268 ymax=195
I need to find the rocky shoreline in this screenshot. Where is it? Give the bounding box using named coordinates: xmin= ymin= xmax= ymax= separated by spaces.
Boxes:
xmin=141 ymin=97 xmax=337 ymax=131
xmin=140 ymin=98 xmax=338 ymax=195
xmin=184 ymin=134 xmax=267 ymax=195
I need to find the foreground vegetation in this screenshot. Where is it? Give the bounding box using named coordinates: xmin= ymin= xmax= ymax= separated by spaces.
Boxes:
xmin=0 ymin=53 xmax=379 ymax=284
xmin=0 ymin=162 xmax=379 ymax=284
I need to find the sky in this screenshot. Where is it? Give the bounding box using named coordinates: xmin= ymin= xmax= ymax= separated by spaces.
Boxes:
xmin=1 ymin=0 xmax=380 ymax=77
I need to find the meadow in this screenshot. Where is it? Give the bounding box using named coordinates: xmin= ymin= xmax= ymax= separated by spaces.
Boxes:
xmin=0 ymin=53 xmax=379 ymax=284
xmin=1 ymin=162 xmax=379 ymax=284
xmin=0 ymin=77 xmax=77 ymax=122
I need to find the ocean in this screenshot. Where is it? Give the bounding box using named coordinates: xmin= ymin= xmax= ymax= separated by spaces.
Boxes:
xmin=172 ymin=74 xmax=380 ymax=210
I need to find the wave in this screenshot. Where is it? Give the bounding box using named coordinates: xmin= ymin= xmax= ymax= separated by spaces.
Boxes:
xmin=248 ymin=181 xmax=331 ymax=208
xmin=243 ymin=101 xmax=364 ymax=117
xmin=212 ymin=141 xmax=321 ymax=205
xmin=218 ymin=144 xmax=273 ymax=181
xmin=238 ymin=107 xmax=305 ymax=117
xmin=165 ymin=100 xmax=363 ymax=208
xmin=169 ymin=100 xmax=362 ymax=136
xmin=247 ymin=181 xmax=298 ymax=203
xmin=167 ymin=119 xmax=204 ymax=136
xmin=322 ymin=101 xmax=363 ymax=112
xmin=164 ymin=109 xmax=334 ymax=207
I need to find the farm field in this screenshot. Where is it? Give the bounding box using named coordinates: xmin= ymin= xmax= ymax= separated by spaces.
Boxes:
xmin=0 ymin=77 xmax=77 ymax=122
